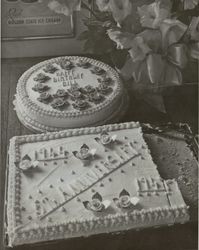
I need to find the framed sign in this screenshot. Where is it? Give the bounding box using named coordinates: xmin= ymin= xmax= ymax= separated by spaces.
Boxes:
xmin=1 ymin=0 xmax=75 ymax=41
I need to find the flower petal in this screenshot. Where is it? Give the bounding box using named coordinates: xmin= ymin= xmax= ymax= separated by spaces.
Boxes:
xmin=119 ymin=189 xmax=130 ymax=197
xmin=92 ymin=192 xmax=103 ymax=202
xmin=22 ymin=154 xmax=32 ymax=161
xmin=83 ymin=201 xmax=90 ymax=210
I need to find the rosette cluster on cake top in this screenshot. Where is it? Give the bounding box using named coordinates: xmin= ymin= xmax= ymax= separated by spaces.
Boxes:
xmin=14 ymin=56 xmax=127 ymax=132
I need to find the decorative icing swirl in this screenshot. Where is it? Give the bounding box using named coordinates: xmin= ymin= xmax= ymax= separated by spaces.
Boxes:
xmin=51 ymin=98 xmax=68 ymax=110
xmin=43 ymin=64 xmax=58 ymax=74
xmin=32 ymin=83 xmax=49 ymax=93
xmin=98 ymin=77 xmax=114 ymax=85
xmin=72 ymin=100 xmax=89 ymax=110
xmin=33 ymin=73 xmax=50 ymax=83
xmin=97 ymin=83 xmax=112 ymax=95
xmin=37 ymin=92 xmax=52 ymax=103
xmin=83 ymin=192 xmax=111 ymax=212
xmin=54 ymin=89 xmax=68 ymax=98
xmin=76 ymin=60 xmax=92 ymax=69
xmin=58 ymin=59 xmax=74 ymax=70
xmin=113 ymin=189 xmax=139 ymax=209
xmin=88 ymin=91 xmax=103 ymax=104
xmin=82 ymin=85 xmax=96 ymax=94
xmin=73 ymin=144 xmax=96 ymax=161
xmin=91 ymin=66 xmax=106 ymax=76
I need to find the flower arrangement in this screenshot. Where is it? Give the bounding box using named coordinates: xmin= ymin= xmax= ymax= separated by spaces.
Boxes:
xmin=45 ymin=0 xmax=199 ymax=111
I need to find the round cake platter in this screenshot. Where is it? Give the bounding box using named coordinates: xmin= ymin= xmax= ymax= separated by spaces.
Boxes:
xmin=14 ymin=56 xmax=129 ymax=133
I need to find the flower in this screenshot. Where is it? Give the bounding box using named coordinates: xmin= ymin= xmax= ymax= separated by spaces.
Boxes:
xmin=91 ymin=66 xmax=106 ymax=76
xmin=107 ymin=28 xmax=135 ymax=49
xmin=48 ymin=0 xmax=81 ymax=16
xmin=37 ymin=92 xmax=52 ymax=103
xmin=88 ymin=91 xmax=103 ymax=104
xmin=68 ymin=85 xmax=83 ymax=99
xmin=32 ymin=83 xmax=49 ymax=93
xmin=83 ymin=192 xmax=111 ymax=212
xmin=181 ymin=0 xmax=199 ymax=10
xmin=51 ymin=98 xmax=68 ymax=110
xmin=43 ymin=64 xmax=58 ymax=74
xmin=137 ymin=1 xmax=171 ymax=29
xmin=18 ymin=155 xmax=39 ymax=172
xmin=73 ymin=144 xmax=96 ymax=161
xmin=83 ymin=85 xmax=96 ymax=94
xmin=97 ymin=83 xmax=112 ymax=94
xmin=189 ymin=16 xmax=199 ymax=41
xmin=54 ymin=89 xmax=68 ymax=98
xmin=113 ymin=189 xmax=139 ymax=209
xmin=97 ymin=76 xmax=113 ymax=85
xmin=72 ymin=100 xmax=88 ymax=110
xmin=58 ymin=59 xmax=74 ymax=70
xmin=95 ymin=131 xmax=117 ymax=145
xmin=96 ymin=0 xmax=132 ymax=24
xmin=76 ymin=60 xmax=92 ymax=69
xmin=33 ymin=73 xmax=51 ymax=83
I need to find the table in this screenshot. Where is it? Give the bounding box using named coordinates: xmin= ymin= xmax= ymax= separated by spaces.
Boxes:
xmin=0 ymin=56 xmax=198 ymax=250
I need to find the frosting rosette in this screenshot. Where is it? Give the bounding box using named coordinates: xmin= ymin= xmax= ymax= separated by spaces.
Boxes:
xmin=32 ymin=83 xmax=49 ymax=93
xmin=33 ymin=73 xmax=50 ymax=83
xmin=95 ymin=131 xmax=117 ymax=145
xmin=43 ymin=64 xmax=58 ymax=74
xmin=88 ymin=91 xmax=103 ymax=104
xmin=72 ymin=100 xmax=88 ymax=110
xmin=58 ymin=59 xmax=74 ymax=70
xmin=18 ymin=154 xmax=39 ymax=172
xmin=82 ymin=85 xmax=96 ymax=94
xmin=73 ymin=144 xmax=96 ymax=161
xmin=76 ymin=60 xmax=92 ymax=69
xmin=97 ymin=83 xmax=112 ymax=94
xmin=54 ymin=89 xmax=68 ymax=98
xmin=51 ymin=98 xmax=68 ymax=110
xmin=91 ymin=66 xmax=106 ymax=76
xmin=83 ymin=192 xmax=111 ymax=212
xmin=98 ymin=76 xmax=113 ymax=85
xmin=37 ymin=92 xmax=52 ymax=103
xmin=113 ymin=189 xmax=139 ymax=209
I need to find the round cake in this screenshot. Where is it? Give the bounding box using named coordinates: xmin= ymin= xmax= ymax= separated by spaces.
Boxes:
xmin=14 ymin=56 xmax=128 ymax=132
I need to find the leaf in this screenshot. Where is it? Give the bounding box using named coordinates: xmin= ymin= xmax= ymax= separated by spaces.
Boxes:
xmin=92 ymin=192 xmax=102 ymax=201
xmin=83 ymin=201 xmax=90 ymax=209
xmin=72 ymin=151 xmax=78 ymax=158
xmin=22 ymin=154 xmax=31 ymax=161
xmin=119 ymin=189 xmax=130 ymax=197
xmin=81 ymin=144 xmax=89 ymax=150
xmin=94 ymin=137 xmax=100 ymax=143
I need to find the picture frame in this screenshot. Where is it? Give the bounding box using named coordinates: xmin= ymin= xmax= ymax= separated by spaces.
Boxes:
xmin=1 ymin=0 xmax=76 ymax=41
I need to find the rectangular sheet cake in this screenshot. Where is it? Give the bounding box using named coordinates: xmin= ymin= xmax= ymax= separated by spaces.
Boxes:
xmin=5 ymin=122 xmax=190 ymax=247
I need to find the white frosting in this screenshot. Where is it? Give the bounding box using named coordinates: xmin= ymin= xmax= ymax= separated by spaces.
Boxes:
xmin=14 ymin=56 xmax=126 ymax=132
xmin=6 ymin=122 xmax=189 ymax=247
